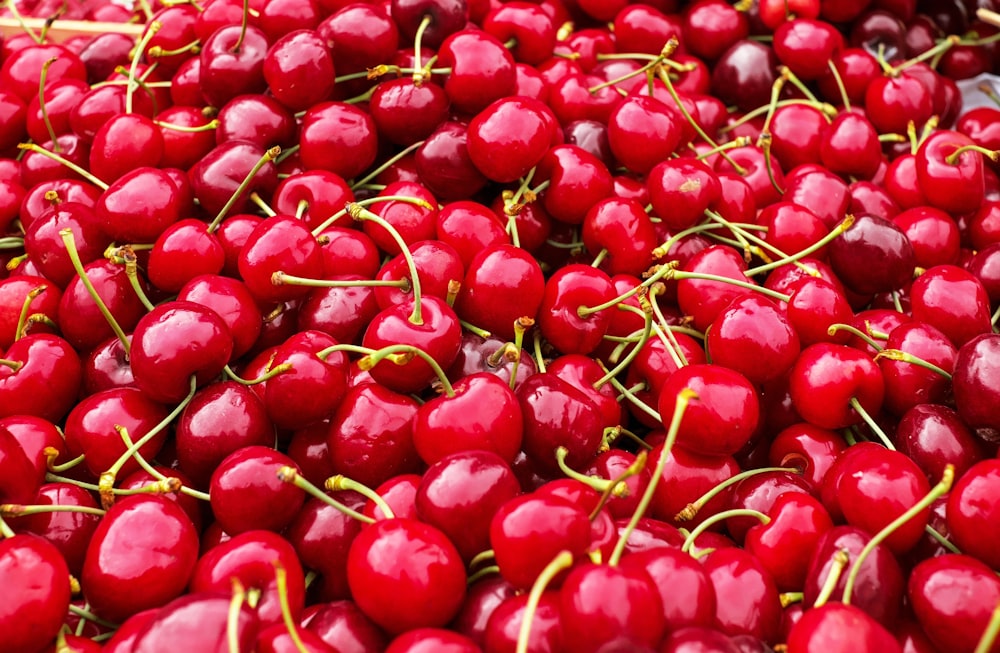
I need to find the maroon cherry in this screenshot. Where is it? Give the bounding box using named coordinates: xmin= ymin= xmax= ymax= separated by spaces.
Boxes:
xmin=953 ymin=334 xmax=1000 ymax=435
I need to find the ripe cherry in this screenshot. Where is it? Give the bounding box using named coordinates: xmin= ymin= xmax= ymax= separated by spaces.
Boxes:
xmin=0 ymin=534 xmax=72 ymax=653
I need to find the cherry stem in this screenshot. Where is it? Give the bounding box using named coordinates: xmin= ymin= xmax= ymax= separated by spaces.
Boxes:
xmin=325 ymin=475 xmax=395 ymax=519
xmin=316 ymin=343 xmax=376 ymax=362
xmin=272 ymin=272 xmax=410 ymax=290
xmin=468 ymin=549 xmax=496 ymax=570
xmin=813 ymin=549 xmax=850 ymax=607
xmin=121 ymin=247 xmax=156 ymax=312
xmin=231 ymin=0 xmax=250 ymax=53
xmin=588 ymin=40 xmax=676 ymax=93
xmin=991 ymin=304 xmax=1000 ymax=328
xmin=228 ymin=579 xmax=245 ymax=653
xmin=351 ymin=140 xmax=425 ymax=190
xmin=38 ymin=57 xmax=61 ymax=151
xmin=843 ymin=465 xmax=954 ymax=606
xmin=461 ymin=319 xmax=492 ymax=339
xmin=925 ymin=523 xmax=962 ymax=554
xmin=826 ymin=59 xmax=852 ymax=111
xmin=46 ymin=473 xmax=181 ymax=497
xmin=508 ymin=317 xmax=532 ymax=391
xmin=975 ymin=599 xmax=1000 ymax=653
xmin=781 ymin=592 xmax=804 ymax=608
xmin=578 ymin=262 xmax=677 ymax=316
xmin=746 ymin=215 xmax=855 ymax=276
xmin=0 ymin=237 xmax=25 ymax=250
xmin=14 ymin=284 xmax=47 ymax=343
xmin=222 ymin=362 xmax=293 ymax=385
xmin=18 ymin=144 xmax=109 ymax=190
xmin=945 ymin=144 xmax=1000 ymax=166
xmin=275 ymin=466 xmax=375 ymax=524
xmin=695 ymin=135 xmax=752 ymax=161
xmin=649 ymin=294 xmax=693 ymax=370
xmin=273 ymin=562 xmax=310 ymax=653
xmin=207 ymin=146 xmax=281 ymax=231
xmin=99 ymin=376 xmax=198 ymax=509
xmin=603 ymin=371 xmax=661 ymax=423
xmin=889 ymin=35 xmax=960 ymax=76
xmin=47 ymin=450 xmax=85 ymax=473
xmin=827 ymin=324 xmax=885 ymax=351
xmin=532 ymin=329 xmax=547 ymax=373
xmin=847 ymin=397 xmax=895 ymax=450
xmin=681 ymin=508 xmax=769 ymax=554
xmin=655 ymin=52 xmax=746 ymax=175
xmin=759 ymin=74 xmax=787 ymax=139
xmin=148 ymin=40 xmax=201 ymax=59
xmin=0 ymin=357 xmax=23 ymax=372
xmin=411 ymin=14 xmax=433 ymax=84
xmin=358 ymin=343 xmax=453 ymax=396
xmin=874 ymin=349 xmax=952 ymax=379
xmin=594 ymin=287 xmax=655 ymax=388
xmin=126 ymin=22 xmax=161 ymax=114
xmin=758 ymin=133 xmax=786 ymax=196
xmin=555 ymin=446 xmax=626 ymax=494
xmin=979 ymin=81 xmax=1000 ymax=108
xmin=1 ymin=503 xmax=106 ymax=518
xmin=778 ymin=66 xmax=820 ymax=103
xmin=665 ymin=268 xmax=791 ymax=303
xmin=674 ymin=466 xmax=801 ymax=522
xmin=2 ymin=0 xmax=41 ymax=43
xmin=153 ymin=118 xmax=219 ymax=132
xmin=67 ymin=604 xmax=118 ymax=630
xmin=466 ymin=565 xmax=500 ymax=585
xmin=0 ymin=515 xmax=16 ymax=538
xmin=60 ymin=229 xmax=130 ymax=354
xmin=589 ymin=449 xmax=648 ymax=521
xmin=515 ymin=550 xmax=575 ymax=653
xmin=721 ymin=99 xmax=836 ymax=135
xmin=609 ymin=388 xmax=696 ymax=566
xmin=348 ymin=203 xmax=424 ymax=324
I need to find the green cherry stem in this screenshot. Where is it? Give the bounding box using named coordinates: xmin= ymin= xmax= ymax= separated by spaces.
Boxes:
xmin=680 ymin=508 xmax=769 ymax=554
xmin=608 ymin=388 xmax=697 ymax=566
xmin=593 ymin=286 xmax=656 ymax=388
xmin=847 ymin=397 xmax=895 ymax=450
xmin=357 ymin=344 xmax=454 ymax=397
xmin=744 ymin=215 xmax=856 ymax=277
xmin=222 ymin=362 xmax=293 ymax=386
xmin=228 ymin=579 xmax=246 ymax=653
xmin=325 ymin=475 xmax=395 ymax=519
xmin=0 ymin=515 xmax=17 ymax=538
xmin=276 ymin=467 xmax=374 ymax=524
xmin=347 ymin=202 xmax=424 ymax=325
xmin=842 ymin=465 xmax=954 ymax=606
xmin=827 ymin=323 xmax=885 ymax=351
xmin=1 ymin=503 xmax=106 ymax=518
xmin=411 ymin=14 xmax=433 ymax=84
xmin=603 ymin=371 xmax=661 ymax=424
xmin=466 ymin=565 xmax=500 ymax=585
xmin=351 ymin=140 xmax=425 ymax=190
xmin=826 ymin=59 xmax=852 ymax=111
xmin=270 ymin=272 xmax=410 ymax=290
xmin=589 ymin=449 xmax=648 ymax=521
xmin=38 ymin=58 xmax=61 ymax=151
xmin=60 ymin=229 xmax=130 ymax=354
xmin=126 ymin=21 xmax=162 ymax=114
xmin=507 ymin=317 xmax=533 ymax=392
xmin=206 ymin=146 xmax=281 ymax=231
xmin=813 ymin=549 xmax=850 ymax=607
xmin=944 ymin=144 xmax=1000 ymax=166
xmin=274 ymin=562 xmax=310 ymax=653
xmin=674 ymin=466 xmax=801 ymax=522
xmin=873 ymin=349 xmax=952 ymax=379
xmin=555 ymin=446 xmax=625 ymax=496
xmin=925 ymin=523 xmax=962 ymax=554
xmin=663 ymin=268 xmax=791 ymax=303
xmin=98 ymin=377 xmax=199 ymax=508
xmin=18 ymin=144 xmax=109 ymax=190
xmin=975 ymin=598 xmax=1000 ymax=653
xmin=121 ymin=247 xmax=156 ymax=312
xmin=14 ymin=284 xmax=47 ymax=343
xmin=578 ymin=262 xmax=677 ymax=317
xmin=516 ymin=550 xmax=575 ymax=653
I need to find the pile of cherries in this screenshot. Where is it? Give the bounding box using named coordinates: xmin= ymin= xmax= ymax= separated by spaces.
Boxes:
xmin=2 ymin=0 xmax=1000 ymax=650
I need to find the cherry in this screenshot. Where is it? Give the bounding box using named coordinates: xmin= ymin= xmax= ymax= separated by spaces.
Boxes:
xmin=199 ymin=24 xmax=270 ymax=109
xmin=304 ymin=599 xmax=390 ymax=651
xmin=209 ymin=446 xmax=305 ymax=535
xmin=435 ymin=201 xmax=510 ymax=269
xmin=865 ymin=71 xmax=934 ymax=136
xmin=893 ymin=206 xmax=961 ymax=268
xmin=25 ymin=78 xmax=89 ymax=146
xmin=517 ymin=371 xmax=604 ymax=475
xmin=0 ymin=334 xmax=82 ymax=424
xmin=215 ymin=94 xmax=297 ymax=151
xmin=820 ymin=110 xmax=883 ymax=181
xmin=191 ymin=529 xmax=306 ymax=627
xmin=436 ymin=29 xmax=517 ymax=116
xmin=789 ymin=342 xmax=884 ymax=430
xmin=347 ymin=517 xmax=466 ymax=634
xmin=0 ymin=534 xmax=72 ymax=653
xmin=707 ymin=294 xmax=800 ymax=385
xmin=0 ymin=90 xmax=28 ymax=153
xmin=916 ymin=130 xmax=991 ymax=216
xmin=129 ymin=301 xmax=234 ymax=404
xmin=0 ymin=43 xmax=87 ymax=104
xmin=710 ymin=40 xmax=778 ymax=113
xmin=953 ymin=333 xmax=1000 ymax=436
xmin=745 ymin=492 xmax=834 ymax=592
xmin=130 ymin=591 xmax=260 ymax=652
xmin=467 ymin=97 xmax=553 ymax=183
xmin=147 ymin=219 xmax=226 ymax=294
xmin=89 ymin=113 xmax=165 ymax=184
xmin=911 ymin=265 xmax=992 ymax=349
xmin=701 ymin=546 xmax=782 ymax=644
xmin=189 ymin=140 xmax=279 ymax=219
xmin=454 ymin=243 xmax=545 ymax=341
xmin=287 ymin=492 xmax=365 ymax=602
xmin=0 ymin=276 xmax=60 ymax=348
xmin=238 ymin=215 xmax=324 ymax=304
xmin=908 ymin=554 xmax=1000 ymax=653
xmin=490 ymin=491 xmax=591 ymax=590
xmin=534 ymin=144 xmax=614 ymax=226
xmin=82 ymin=495 xmax=199 ymax=623
xmin=897 ymin=403 xmax=986 ymax=481
xmin=878 ymin=321 xmax=956 ymax=417
xmin=803 ymin=525 xmax=905 ymax=628
xmin=483 ymin=589 xmax=563 ymax=653
xmin=675 ymin=244 xmax=754 ymax=333
xmin=177 ymin=274 xmax=263 ymax=361
xmin=482 ymin=2 xmax=556 ymax=65
xmin=787 ymin=603 xmax=903 ymax=653
xmin=946 ymin=459 xmax=1000 ymax=570
xmin=327 ymin=382 xmax=421 ymax=488
xmin=647 ymin=442 xmax=741 ymax=529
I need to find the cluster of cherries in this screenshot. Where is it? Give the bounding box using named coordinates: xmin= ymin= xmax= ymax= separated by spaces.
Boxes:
xmin=2 ymin=0 xmax=1000 ymax=651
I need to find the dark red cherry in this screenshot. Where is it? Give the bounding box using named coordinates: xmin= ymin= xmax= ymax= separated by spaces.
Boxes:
xmin=710 ymin=40 xmax=778 ymax=113
xmin=199 ymin=24 xmax=270 ymax=109
xmin=953 ymin=333 xmax=1000 ymax=435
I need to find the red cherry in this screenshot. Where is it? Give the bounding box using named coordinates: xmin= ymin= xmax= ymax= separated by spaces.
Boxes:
xmin=0 ymin=534 xmax=72 ymax=653
xmin=199 ymin=24 xmax=269 ymax=109
xmin=238 ymin=215 xmax=325 ymax=305
xmin=82 ymin=495 xmax=199 ymax=623
xmin=0 ymin=334 xmax=82 ymax=424
xmin=947 ymin=460 xmax=1000 ymax=570
xmin=706 ymin=294 xmax=800 ymax=385
xmin=701 ymin=546 xmax=782 ymax=644
xmin=910 ymin=265 xmax=992 ymax=349
xmin=299 ymin=102 xmax=378 ymax=181
xmin=209 ymin=445 xmax=305 ymax=535
xmin=454 ymin=244 xmax=545 ymax=342
xmin=787 ymin=603 xmax=902 ymax=653
xmin=908 ymin=554 xmax=1000 ymax=653
xmin=467 ymin=96 xmax=553 ymax=183
xmin=347 ymin=518 xmax=467 ymax=634
xmin=916 ymin=130 xmax=989 ymax=215
xmin=130 ymin=592 xmax=260 ymax=652
xmin=191 ymin=529 xmax=305 ymax=627
xmin=789 ymin=342 xmax=884 ymax=430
